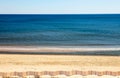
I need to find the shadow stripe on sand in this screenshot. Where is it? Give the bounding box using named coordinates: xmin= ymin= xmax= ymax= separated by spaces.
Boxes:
xmin=0 ymin=71 xmax=120 ymax=77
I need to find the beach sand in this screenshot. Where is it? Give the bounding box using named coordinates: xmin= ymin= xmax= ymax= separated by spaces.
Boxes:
xmin=0 ymin=54 xmax=120 ymax=72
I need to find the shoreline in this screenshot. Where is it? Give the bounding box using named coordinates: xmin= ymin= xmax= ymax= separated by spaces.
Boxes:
xmin=0 ymin=46 xmax=120 ymax=56
xmin=0 ymin=45 xmax=120 ymax=52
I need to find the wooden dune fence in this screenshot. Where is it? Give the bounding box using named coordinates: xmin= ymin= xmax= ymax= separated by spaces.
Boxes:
xmin=0 ymin=71 xmax=120 ymax=78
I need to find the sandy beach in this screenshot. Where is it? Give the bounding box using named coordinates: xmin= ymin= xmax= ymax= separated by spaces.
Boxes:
xmin=0 ymin=54 xmax=120 ymax=72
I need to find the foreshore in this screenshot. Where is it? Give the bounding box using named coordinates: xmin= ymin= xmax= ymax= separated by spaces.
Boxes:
xmin=0 ymin=46 xmax=120 ymax=56
xmin=0 ymin=46 xmax=120 ymax=52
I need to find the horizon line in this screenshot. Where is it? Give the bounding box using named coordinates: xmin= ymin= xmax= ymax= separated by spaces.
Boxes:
xmin=0 ymin=13 xmax=120 ymax=15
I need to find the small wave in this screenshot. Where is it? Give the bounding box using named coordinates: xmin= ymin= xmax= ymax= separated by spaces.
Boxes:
xmin=0 ymin=46 xmax=120 ymax=52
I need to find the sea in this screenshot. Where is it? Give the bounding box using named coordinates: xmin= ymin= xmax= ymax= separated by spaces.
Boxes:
xmin=0 ymin=14 xmax=120 ymax=55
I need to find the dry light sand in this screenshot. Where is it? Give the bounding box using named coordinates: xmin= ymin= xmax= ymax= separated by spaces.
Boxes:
xmin=0 ymin=54 xmax=119 ymax=72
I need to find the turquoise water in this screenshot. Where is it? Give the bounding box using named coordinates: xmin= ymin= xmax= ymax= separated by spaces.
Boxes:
xmin=0 ymin=14 xmax=120 ymax=46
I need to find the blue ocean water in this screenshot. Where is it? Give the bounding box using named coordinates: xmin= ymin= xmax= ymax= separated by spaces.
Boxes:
xmin=0 ymin=14 xmax=120 ymax=46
